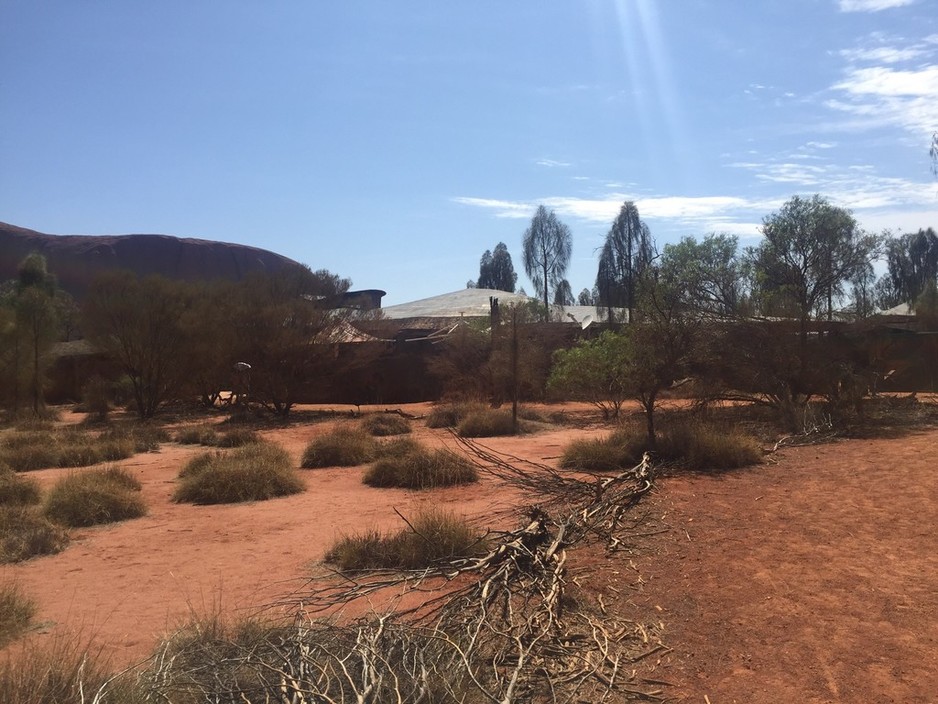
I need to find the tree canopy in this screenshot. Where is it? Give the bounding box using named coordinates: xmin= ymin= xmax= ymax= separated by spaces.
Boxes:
xmin=595 ymin=201 xmax=654 ymax=323
xmin=522 ymin=206 xmax=572 ymax=320
xmin=476 ymin=242 xmax=517 ymax=292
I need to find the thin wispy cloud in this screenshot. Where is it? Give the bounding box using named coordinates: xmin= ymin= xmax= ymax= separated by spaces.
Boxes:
xmin=838 ymin=0 xmax=915 ymax=12
xmin=536 ymin=159 xmax=572 ymax=168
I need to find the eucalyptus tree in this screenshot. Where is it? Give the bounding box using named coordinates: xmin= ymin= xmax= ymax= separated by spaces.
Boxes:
xmin=477 ymin=242 xmax=518 ymax=292
xmin=595 ymin=201 xmax=654 ymax=324
xmin=880 ymin=228 xmax=938 ymax=307
xmin=660 ymin=234 xmax=744 ymax=317
xmin=522 ymin=206 xmax=573 ymax=320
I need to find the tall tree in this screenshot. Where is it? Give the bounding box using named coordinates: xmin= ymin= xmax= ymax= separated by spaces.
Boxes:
xmin=83 ymin=272 xmax=194 ymax=419
xmin=553 ymin=279 xmax=574 ymax=306
xmin=660 ymin=234 xmax=744 ymax=317
xmin=595 ymin=201 xmax=654 ymax=324
xmin=1 ymin=254 xmax=61 ymax=414
xmin=880 ymin=228 xmax=938 ymax=306
xmin=476 ymin=242 xmax=518 ymax=292
xmin=522 ymin=206 xmax=573 ymax=320
xmin=751 ymin=195 xmax=880 ymax=340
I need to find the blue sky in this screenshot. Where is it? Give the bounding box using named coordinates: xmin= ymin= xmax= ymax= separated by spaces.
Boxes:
xmin=2 ymin=1 xmax=937 ymax=305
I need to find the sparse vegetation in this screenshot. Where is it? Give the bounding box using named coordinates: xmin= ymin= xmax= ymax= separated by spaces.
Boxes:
xmin=300 ymin=427 xmax=376 ymax=468
xmin=0 ymin=633 xmax=146 ymax=704
xmin=44 ymin=467 xmax=146 ymax=527
xmin=457 ymin=407 xmax=519 ymax=437
xmin=363 ymin=443 xmax=477 ymax=489
xmin=0 ymin=464 xmax=41 ymax=506
xmin=426 ymin=401 xmax=482 ymax=429
xmin=0 ymin=423 xmax=163 ymax=472
xmin=173 ymin=442 xmax=303 ymax=504
xmin=0 ymin=506 xmax=69 ymax=562
xmin=324 ymin=508 xmax=487 ymax=571
xmin=560 ymin=420 xmax=761 ymax=473
xmin=361 ymin=413 xmax=412 ymax=437
xmin=174 ymin=424 xmax=259 ymax=448
xmin=0 ymin=583 xmax=36 ymax=648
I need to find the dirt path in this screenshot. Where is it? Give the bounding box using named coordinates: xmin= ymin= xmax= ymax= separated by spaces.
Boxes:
xmin=622 ymin=427 xmax=938 ymax=704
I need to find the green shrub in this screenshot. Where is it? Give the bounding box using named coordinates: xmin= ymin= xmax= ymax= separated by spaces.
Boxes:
xmin=457 ymin=408 xmax=517 ymax=438
xmin=173 ymin=443 xmax=304 ymax=504
xmin=301 ymin=427 xmax=376 ymax=468
xmin=44 ymin=468 xmax=146 ymax=527
xmin=361 ymin=414 xmax=412 ymax=437
xmin=0 ymin=583 xmax=36 ymax=648
xmin=0 ymin=506 xmax=69 ymax=563
xmin=324 ymin=508 xmax=487 ymax=571
xmin=363 ymin=444 xmax=477 ymax=489
xmin=0 ymin=465 xmax=41 ymax=506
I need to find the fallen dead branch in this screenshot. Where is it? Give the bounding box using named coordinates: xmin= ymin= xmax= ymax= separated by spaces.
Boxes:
xmin=144 ymin=441 xmax=663 ymax=703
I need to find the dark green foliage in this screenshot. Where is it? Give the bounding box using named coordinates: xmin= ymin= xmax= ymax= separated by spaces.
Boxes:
xmin=301 ymin=427 xmax=376 ymax=468
xmin=44 ymin=467 xmax=146 ymax=527
xmin=324 ymin=508 xmax=487 ymax=571
xmin=363 ymin=444 xmax=477 ymax=489
xmin=476 ymin=242 xmax=518 ymax=292
xmin=0 ymin=582 xmax=36 ymax=648
xmin=0 ymin=506 xmax=69 ymax=562
xmin=360 ymin=413 xmax=412 ymax=437
xmin=173 ymin=443 xmax=303 ymax=504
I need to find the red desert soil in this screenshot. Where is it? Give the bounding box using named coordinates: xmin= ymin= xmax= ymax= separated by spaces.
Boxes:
xmin=2 ymin=402 xmax=937 ymax=704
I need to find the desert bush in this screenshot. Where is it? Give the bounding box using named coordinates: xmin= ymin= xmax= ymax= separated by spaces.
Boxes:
xmin=0 ymin=430 xmax=59 ymax=472
xmin=216 ymin=427 xmax=260 ymax=448
xmin=175 ymin=424 xmax=219 ymax=446
xmin=457 ymin=408 xmax=517 ymax=437
xmin=0 ymin=633 xmax=146 ymax=704
xmin=80 ymin=375 xmax=112 ymax=422
xmin=361 ymin=413 xmax=412 ymax=437
xmin=374 ymin=436 xmax=422 ymax=459
xmin=0 ymin=426 xmax=140 ymax=472
xmin=657 ymin=422 xmax=762 ymax=471
xmin=0 ymin=465 xmax=41 ymax=506
xmin=44 ymin=467 xmax=146 ymax=527
xmin=560 ymin=427 xmax=647 ymax=472
xmin=363 ymin=444 xmax=477 ymax=489
xmin=173 ymin=443 xmax=303 ymax=504
xmin=425 ymin=401 xmax=485 ymax=429
xmin=0 ymin=506 xmax=69 ymax=562
xmin=324 ymin=508 xmax=487 ymax=571
xmin=300 ymin=427 xmax=376 ymax=468
xmin=0 ymin=583 xmax=36 ymax=648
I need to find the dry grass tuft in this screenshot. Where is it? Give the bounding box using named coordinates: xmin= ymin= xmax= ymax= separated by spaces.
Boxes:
xmin=0 ymin=464 xmax=41 ymax=506
xmin=363 ymin=442 xmax=477 ymax=489
xmin=44 ymin=467 xmax=146 ymax=528
xmin=301 ymin=427 xmax=376 ymax=468
xmin=324 ymin=508 xmax=487 ymax=571
xmin=173 ymin=442 xmax=303 ymax=504
xmin=0 ymin=582 xmax=36 ymax=648
xmin=361 ymin=413 xmax=412 ymax=437
xmin=0 ymin=506 xmax=69 ymax=563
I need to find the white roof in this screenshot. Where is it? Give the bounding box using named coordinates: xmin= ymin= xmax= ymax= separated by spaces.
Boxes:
xmin=382 ymin=288 xmax=609 ymax=322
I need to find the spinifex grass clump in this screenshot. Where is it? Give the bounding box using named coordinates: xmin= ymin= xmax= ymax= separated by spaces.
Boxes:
xmin=324 ymin=508 xmax=487 ymax=571
xmin=560 ymin=427 xmax=647 ymax=472
xmin=0 ymin=423 xmax=158 ymax=472
xmin=301 ymin=427 xmax=376 ymax=468
xmin=175 ymin=424 xmax=219 ymax=446
xmin=361 ymin=413 xmax=412 ymax=437
xmin=363 ymin=442 xmax=477 ymax=489
xmin=173 ymin=442 xmax=304 ymax=504
xmin=560 ymin=420 xmax=762 ymax=473
xmin=0 ymin=632 xmax=147 ymax=704
xmin=0 ymin=506 xmax=69 ymax=563
xmin=44 ymin=467 xmax=146 ymax=528
xmin=0 ymin=583 xmax=36 ymax=648
xmin=425 ymin=401 xmax=483 ymax=429
xmin=457 ymin=408 xmax=518 ymax=438
xmin=656 ymin=421 xmax=763 ymax=471
xmin=0 ymin=463 xmax=41 ymax=506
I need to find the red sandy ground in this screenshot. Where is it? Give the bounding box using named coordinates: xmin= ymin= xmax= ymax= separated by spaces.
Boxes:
xmin=2 ymin=402 xmax=937 ymax=703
